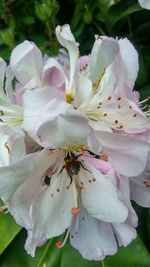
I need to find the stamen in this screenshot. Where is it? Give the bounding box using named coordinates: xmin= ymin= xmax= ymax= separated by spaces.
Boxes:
xmin=71 ymin=179 xmax=79 ymax=214
xmin=140 ymin=96 xmax=150 ymax=104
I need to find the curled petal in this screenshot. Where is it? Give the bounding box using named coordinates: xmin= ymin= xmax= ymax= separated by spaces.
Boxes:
xmin=70 ymin=204 xmax=117 ymax=260
xmin=10 ymin=41 xmax=43 ymax=85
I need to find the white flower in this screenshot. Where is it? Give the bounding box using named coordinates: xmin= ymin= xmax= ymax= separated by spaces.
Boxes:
xmin=0 ymin=58 xmax=23 ymax=128
xmin=138 ymin=0 xmax=150 ymax=9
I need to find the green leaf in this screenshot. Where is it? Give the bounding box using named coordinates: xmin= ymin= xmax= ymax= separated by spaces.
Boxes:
xmin=0 ymin=213 xmax=21 ymax=254
xmin=1 ymin=29 xmax=15 ymax=49
xmin=105 ymin=236 xmax=150 ymax=267
xmin=83 ymin=11 xmax=92 ymax=24
xmin=0 ymin=231 xmax=62 ymax=267
xmin=106 ymin=1 xmax=141 ymax=30
xmin=35 ymin=0 xmax=59 ymax=22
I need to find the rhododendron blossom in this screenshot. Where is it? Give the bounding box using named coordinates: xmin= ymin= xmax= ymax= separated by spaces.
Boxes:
xmin=0 ymin=24 xmax=150 ymax=261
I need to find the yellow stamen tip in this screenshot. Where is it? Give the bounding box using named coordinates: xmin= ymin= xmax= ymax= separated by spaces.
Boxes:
xmin=65 ymin=92 xmax=74 ymax=104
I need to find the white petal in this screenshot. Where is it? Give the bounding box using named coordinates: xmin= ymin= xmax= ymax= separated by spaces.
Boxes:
xmin=0 ymin=127 xmax=25 ymax=167
xmin=23 ymin=86 xmax=66 ymax=136
xmin=74 ymin=76 xmax=92 ymax=106
xmin=0 ymin=149 xmax=51 ymax=204
xmin=0 ymin=130 xmax=10 ymax=167
xmin=70 ymin=205 xmax=117 ymax=260
xmin=90 ymin=37 xmax=119 ymax=88
xmin=56 ymin=25 xmax=79 ymax=94
xmin=130 ymin=175 xmax=150 ymax=207
xmin=37 ymin=110 xmax=93 ymax=148
xmin=138 ymin=0 xmax=150 ymax=9
xmin=117 ymin=38 xmax=139 ymax=88
xmin=96 ymin=131 xmax=150 ymax=176
xmin=25 ymin=170 xmax=74 ymax=256
xmin=79 ymin=165 xmax=128 ymax=223
xmin=113 ymin=223 xmax=137 ymax=247
xmin=10 ymin=41 xmax=43 ymax=85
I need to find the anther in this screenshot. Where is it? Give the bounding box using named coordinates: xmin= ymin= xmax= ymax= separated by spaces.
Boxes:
xmin=71 ymin=207 xmax=80 ymax=215
xmin=133 ymin=114 xmax=137 ymax=117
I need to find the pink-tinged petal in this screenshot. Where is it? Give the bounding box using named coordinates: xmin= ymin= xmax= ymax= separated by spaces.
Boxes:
xmin=90 ymin=37 xmax=119 ymax=89
xmin=10 ymin=41 xmax=43 ymax=85
xmin=25 ymin=171 xmax=74 ymax=256
xmin=83 ymin=155 xmax=114 ymax=175
xmin=79 ymin=164 xmax=128 ymax=223
xmin=96 ymin=131 xmax=150 ymax=176
xmin=42 ymin=58 xmax=68 ymax=89
xmin=138 ymin=0 xmax=150 ymax=9
xmin=77 ymin=55 xmax=90 ymax=72
xmin=70 ymin=205 xmax=117 ymax=260
xmin=130 ymin=174 xmax=150 ymax=207
xmin=112 ymin=223 xmax=137 ymax=247
xmin=118 ymin=175 xmax=138 ymax=227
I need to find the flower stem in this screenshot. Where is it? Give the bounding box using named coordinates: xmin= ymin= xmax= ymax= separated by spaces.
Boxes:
xmin=101 ymin=260 xmax=105 ymax=267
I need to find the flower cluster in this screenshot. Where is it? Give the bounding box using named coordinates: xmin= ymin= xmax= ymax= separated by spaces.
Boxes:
xmin=0 ymin=24 xmax=150 ymax=261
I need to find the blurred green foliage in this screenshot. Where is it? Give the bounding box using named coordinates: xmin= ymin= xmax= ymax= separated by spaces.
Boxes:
xmin=0 ymin=0 xmax=150 ymax=266
xmin=0 ymin=0 xmax=150 ymax=93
